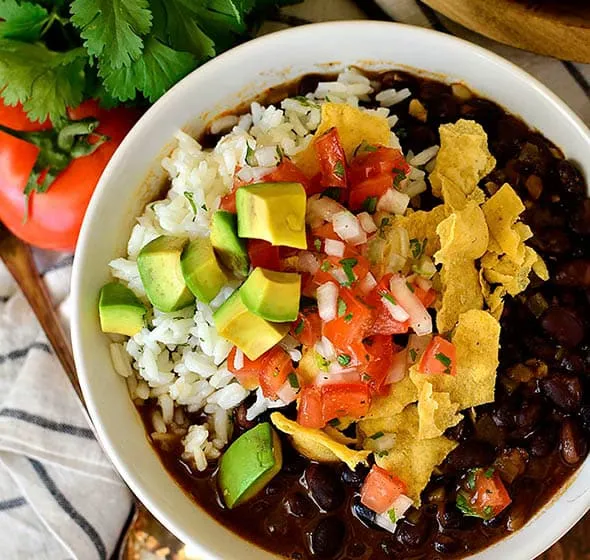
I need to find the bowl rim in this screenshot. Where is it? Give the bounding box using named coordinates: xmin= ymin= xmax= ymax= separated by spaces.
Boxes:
xmin=71 ymin=19 xmax=590 ymax=560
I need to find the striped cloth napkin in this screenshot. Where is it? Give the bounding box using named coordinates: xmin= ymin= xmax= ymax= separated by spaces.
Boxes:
xmin=0 ymin=253 xmax=132 ymax=560
xmin=0 ymin=1 xmax=588 ymax=558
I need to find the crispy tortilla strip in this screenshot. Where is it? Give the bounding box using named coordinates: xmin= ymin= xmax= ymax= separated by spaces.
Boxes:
xmin=391 ymin=205 xmax=448 ymax=257
xmin=324 ymin=425 xmax=358 ymax=446
xmin=271 ymin=412 xmax=370 ymax=470
xmin=482 ymin=184 xmax=526 ymax=262
xmin=435 ymin=202 xmax=489 ymax=263
xmin=430 ymin=120 xmax=496 ymax=210
xmin=374 ymin=406 xmax=457 ymax=505
xmin=294 ymin=103 xmax=391 ymax=177
xmin=482 ymin=247 xmax=547 ymax=296
xmin=436 ymin=258 xmax=483 ymax=334
xmin=362 ymin=374 xmax=419 ymax=420
xmin=412 ymin=309 xmax=500 ymax=409
xmin=417 ymin=383 xmax=463 ymax=439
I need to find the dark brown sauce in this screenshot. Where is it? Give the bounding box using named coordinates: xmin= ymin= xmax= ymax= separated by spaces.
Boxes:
xmin=139 ymin=69 xmax=590 ymax=559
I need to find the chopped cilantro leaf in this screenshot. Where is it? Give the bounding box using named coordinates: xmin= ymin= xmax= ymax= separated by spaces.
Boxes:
xmin=409 ymin=348 xmax=417 ymax=362
xmin=320 ymin=261 xmax=331 ymax=272
xmin=292 ymin=95 xmax=319 ymax=108
xmin=328 ymin=418 xmax=341 ymax=427
xmin=379 ymin=217 xmax=391 ymax=238
xmin=376 ymin=450 xmax=389 ymax=457
xmin=294 ymin=319 xmax=304 ymax=335
xmin=337 ymin=354 xmax=351 ymax=366
xmin=276 ymin=145 xmax=284 ymax=160
xmin=483 ymin=505 xmax=494 ymax=518
xmin=435 ymin=352 xmax=452 ymax=368
xmin=245 ymin=144 xmax=257 ymax=166
xmin=334 ymin=160 xmax=345 ymax=179
xmin=340 ymin=258 xmax=358 ymax=286
xmin=466 ymin=469 xmax=477 ymax=491
xmin=370 ymin=431 xmax=384 ymax=440
xmin=484 ymin=467 xmax=495 ymax=479
xmin=337 ymin=298 xmax=347 ymax=317
xmin=456 ymin=493 xmax=476 ymax=517
xmin=315 ymin=353 xmax=329 ymax=372
xmin=406 ymin=281 xmax=415 ymax=293
xmin=344 ymin=313 xmax=353 ymax=322
xmin=393 ymin=170 xmax=407 ymax=188
xmin=388 ymin=509 xmax=397 ymax=524
xmin=201 ymin=203 xmax=207 ymax=211
xmin=314 ymin=238 xmax=322 ymax=251
xmin=382 ymin=292 xmax=396 ymax=305
xmin=322 ymin=187 xmax=341 ymax=201
xmin=410 ymin=238 xmax=424 ymax=259
xmin=362 ymin=196 xmax=378 ymax=214
xmin=0 ymin=0 xmax=49 ymax=42
xmin=184 ymin=191 xmax=197 ymax=217
xmin=288 ymin=372 xmax=300 ymax=389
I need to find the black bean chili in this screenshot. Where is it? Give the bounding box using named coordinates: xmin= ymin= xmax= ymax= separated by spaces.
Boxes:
xmin=139 ymin=69 xmax=590 ymax=559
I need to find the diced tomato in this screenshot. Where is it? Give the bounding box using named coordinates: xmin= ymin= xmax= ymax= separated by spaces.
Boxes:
xmin=291 ymin=310 xmax=322 ymax=347
xmin=259 ymin=347 xmax=293 ymax=398
xmin=362 ymin=335 xmax=396 ymax=394
xmin=297 ymin=386 xmax=324 ymax=428
xmin=312 ymin=222 xmax=340 ymax=241
xmin=219 ymin=192 xmax=237 ymax=213
xmin=265 ymin=158 xmax=311 ymax=192
xmin=366 ymin=274 xmax=410 ymax=336
xmin=418 ymin=335 xmax=457 ymax=376
xmin=315 ymin=127 xmax=347 ymax=188
xmin=247 ymin=239 xmax=281 ymax=270
xmin=414 ymin=285 xmax=437 ymax=308
xmin=348 ymin=174 xmax=393 ymax=212
xmin=227 ymin=346 xmax=262 ymax=390
xmin=321 ymin=382 xmax=371 ymax=422
xmin=322 ymin=288 xmax=373 ymax=349
xmin=349 ymin=146 xmax=411 ymax=186
xmin=360 ymin=465 xmax=407 ymax=514
xmin=312 ymin=252 xmax=370 ymax=291
xmin=457 ymin=468 xmax=512 ymax=520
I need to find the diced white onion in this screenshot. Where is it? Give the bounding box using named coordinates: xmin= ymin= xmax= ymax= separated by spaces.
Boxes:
xmin=403 ymin=179 xmax=428 ymax=198
xmin=382 ymin=295 xmax=410 ymax=322
xmin=317 ymin=282 xmax=338 ymax=321
xmin=406 ymin=333 xmax=432 ymax=367
xmin=358 ymin=272 xmax=377 ymax=295
xmin=233 ymin=348 xmax=244 ymax=371
xmin=377 ymin=188 xmax=410 ymax=216
xmin=390 ymin=276 xmax=432 ymax=336
xmin=315 ymin=370 xmax=361 ymax=386
xmin=315 ymin=336 xmax=336 ymax=361
xmin=386 ymin=349 xmax=408 ymax=384
xmin=210 ymin=114 xmax=239 ymax=135
xmin=392 ymin=494 xmax=413 ymax=519
xmin=357 ymin=212 xmax=378 ymax=233
xmin=306 ymin=194 xmax=346 ymax=228
xmin=367 ymin=432 xmax=397 ymax=453
xmin=375 ymin=511 xmax=397 ymax=534
xmin=298 ymin=251 xmax=320 ymax=274
xmin=413 ymin=255 xmax=437 ymax=279
xmin=330 ymin=267 xmax=350 ymax=286
xmin=325 ymin=239 xmax=345 ymax=257
xmin=409 ymin=145 xmax=439 ymax=167
xmin=332 ymin=211 xmax=367 ymax=245
xmin=276 ymin=380 xmax=298 ymax=404
xmin=415 ymin=276 xmax=433 ymax=292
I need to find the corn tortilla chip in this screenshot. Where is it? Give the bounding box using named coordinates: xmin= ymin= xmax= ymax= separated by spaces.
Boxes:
xmin=271 ymin=413 xmax=370 ymax=470
xmin=391 ymin=205 xmax=448 ymax=257
xmin=430 ymin=120 xmax=496 ymax=210
xmin=294 ymin=103 xmax=391 ymax=177
xmin=417 ymin=383 xmax=463 ymax=439
xmin=482 ymin=247 xmax=547 ymax=296
xmin=363 ymin=374 xmax=419 ymax=420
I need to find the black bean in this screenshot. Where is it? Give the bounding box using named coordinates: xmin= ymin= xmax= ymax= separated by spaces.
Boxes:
xmin=527 ymin=424 xmax=558 ymax=457
xmin=265 ymin=510 xmax=290 ymax=537
xmin=305 ymin=463 xmax=345 ymax=512
xmin=379 ymin=70 xmax=418 ymax=92
xmin=558 ymin=351 xmax=585 ymax=374
xmin=445 ymin=418 xmax=474 ymax=442
xmin=571 ymin=199 xmax=590 ymax=235
xmin=556 ymin=160 xmax=586 ymax=199
xmin=285 ymin=492 xmax=314 ymax=518
xmin=442 ymin=441 xmax=495 ymax=473
xmin=297 ymin=74 xmax=325 ymax=96
xmin=460 ymin=98 xmax=502 ymax=129
xmin=308 ymin=517 xmax=346 ymax=558
xmin=405 ymin=125 xmax=438 ymax=153
xmin=542 ymin=375 xmax=583 ymax=411
xmin=339 ymin=464 xmax=367 ymax=489
xmin=233 ymin=403 xmax=256 ymax=433
xmin=560 ymin=418 xmax=588 ymax=465
xmin=265 ymin=477 xmax=288 ymax=497
xmin=541 ymin=307 xmax=585 ymax=347
xmin=352 ymin=497 xmax=376 ymax=528
xmin=555 ymin=260 xmax=590 ymax=288
xmin=579 ymin=406 xmax=590 ymax=432
xmin=419 ymin=80 xmax=452 ymax=101
xmin=434 ymin=535 xmax=464 ymax=554
xmin=436 ymin=502 xmax=469 ymax=530
xmin=347 ymin=542 xmax=366 ymax=558
xmin=394 ymin=518 xmax=432 ymax=548
xmin=530 ymin=228 xmax=572 ymax=255
xmin=427 ymin=94 xmax=458 ymax=123
xmin=513 ymin=399 xmax=542 ymax=430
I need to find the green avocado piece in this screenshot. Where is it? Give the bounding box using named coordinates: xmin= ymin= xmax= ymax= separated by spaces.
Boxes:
xmin=218 ymin=422 xmax=282 ymax=509
xmin=240 ymin=267 xmax=301 ymax=322
xmin=180 ymin=237 xmax=229 ymax=303
xmin=213 ymin=289 xmax=289 ymax=360
xmin=236 ymin=182 xmax=307 ymax=249
xmin=210 ymin=211 xmax=249 ymax=278
xmin=137 ymin=235 xmax=195 ymax=312
xmin=98 ymin=282 xmax=146 ymax=337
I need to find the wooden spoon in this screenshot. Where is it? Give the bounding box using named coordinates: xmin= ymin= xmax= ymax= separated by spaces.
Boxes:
xmin=0 ymin=223 xmax=183 ymax=560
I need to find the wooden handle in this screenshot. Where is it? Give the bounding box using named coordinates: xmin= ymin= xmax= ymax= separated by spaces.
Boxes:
xmin=0 ymin=229 xmax=85 ymax=404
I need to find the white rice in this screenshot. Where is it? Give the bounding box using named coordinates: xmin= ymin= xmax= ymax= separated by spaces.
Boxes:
xmin=108 ymin=67 xmax=439 ymax=472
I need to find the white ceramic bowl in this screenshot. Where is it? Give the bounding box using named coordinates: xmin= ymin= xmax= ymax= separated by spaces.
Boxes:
xmin=72 ymin=21 xmax=590 ymax=560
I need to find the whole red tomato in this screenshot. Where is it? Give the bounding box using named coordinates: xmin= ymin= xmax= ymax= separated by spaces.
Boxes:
xmin=0 ymin=99 xmax=140 ymax=251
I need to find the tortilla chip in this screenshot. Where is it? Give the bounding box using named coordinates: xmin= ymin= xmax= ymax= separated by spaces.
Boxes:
xmin=294 ymin=103 xmax=391 ymax=177
xmin=375 ymin=425 xmax=457 ymax=505
xmin=417 ymin=383 xmax=462 ymax=439
xmin=430 ymin=120 xmax=496 ymax=210
xmin=391 ymin=205 xmax=448 ymax=257
xmin=435 ymin=202 xmax=489 ymax=263
xmin=324 ymin=425 xmax=358 ymax=446
xmin=412 ymin=310 xmax=500 ymax=409
xmin=436 ymin=258 xmax=483 ymax=333
xmin=271 ymin=413 xmax=370 ymax=470
xmin=482 ymin=184 xmax=525 ymax=261
xmin=532 ymin=252 xmax=549 ymax=281
xmin=363 ymin=374 xmax=419 ymax=420
xmin=482 ymin=247 xmax=545 ymax=296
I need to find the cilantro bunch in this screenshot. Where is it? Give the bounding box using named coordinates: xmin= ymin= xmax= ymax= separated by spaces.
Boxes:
xmin=0 ymin=0 xmax=298 ymax=124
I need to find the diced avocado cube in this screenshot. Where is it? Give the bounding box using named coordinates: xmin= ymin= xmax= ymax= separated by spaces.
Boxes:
xmin=240 ymin=267 xmax=301 ymax=322
xmin=213 ymin=290 xmax=289 ymax=360
xmin=98 ymin=282 xmax=146 ymax=337
xmin=218 ymin=422 xmax=282 ymax=509
xmin=236 ymin=182 xmax=307 ymax=249
xmin=211 ymin=211 xmax=249 ymax=278
xmin=181 ymin=237 xmax=229 ymax=303
xmin=137 ymin=235 xmax=194 ymax=312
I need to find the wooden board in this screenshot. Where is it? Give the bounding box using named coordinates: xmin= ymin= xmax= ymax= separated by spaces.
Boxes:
xmin=421 ymin=0 xmax=590 ymax=63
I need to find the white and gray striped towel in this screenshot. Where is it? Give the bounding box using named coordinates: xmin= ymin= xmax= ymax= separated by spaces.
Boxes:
xmin=0 ymin=1 xmax=588 ymax=558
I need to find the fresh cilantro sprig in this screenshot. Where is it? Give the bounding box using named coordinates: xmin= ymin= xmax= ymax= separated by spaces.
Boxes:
xmin=0 ymin=0 xmax=300 ymax=124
